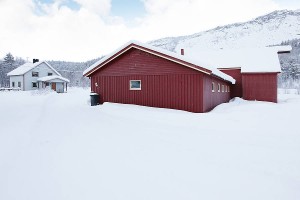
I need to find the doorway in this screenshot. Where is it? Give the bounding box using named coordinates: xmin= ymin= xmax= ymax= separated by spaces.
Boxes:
xmin=51 ymin=83 xmax=56 ymax=91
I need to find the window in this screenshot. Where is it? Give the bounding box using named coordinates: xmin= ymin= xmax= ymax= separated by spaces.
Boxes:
xmin=48 ymin=73 xmax=53 ymax=76
xmin=222 ymin=85 xmax=224 ymax=92
xmin=130 ymin=80 xmax=141 ymax=90
xmin=32 ymin=82 xmax=37 ymax=88
xmin=18 ymin=82 xmax=21 ymax=88
xmin=12 ymin=82 xmax=15 ymax=88
xmin=218 ymin=83 xmax=220 ymax=92
xmin=45 ymin=82 xmax=50 ymax=86
xmin=228 ymin=86 xmax=230 ymax=92
xmin=212 ymin=82 xmax=215 ymax=92
xmin=32 ymin=72 xmax=39 ymax=77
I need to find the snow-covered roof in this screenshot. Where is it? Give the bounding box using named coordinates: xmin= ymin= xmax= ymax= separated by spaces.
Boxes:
xmin=37 ymin=75 xmax=70 ymax=83
xmin=182 ymin=46 xmax=291 ymax=73
xmin=7 ymin=61 xmax=61 ymax=76
xmin=83 ymin=41 xmax=236 ymax=84
xmin=271 ymin=45 xmax=292 ymax=53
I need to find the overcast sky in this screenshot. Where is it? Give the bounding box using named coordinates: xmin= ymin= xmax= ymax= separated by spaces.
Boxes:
xmin=0 ymin=0 xmax=299 ymax=61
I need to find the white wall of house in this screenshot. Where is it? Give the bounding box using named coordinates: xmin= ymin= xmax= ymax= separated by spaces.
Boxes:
xmin=10 ymin=75 xmax=23 ymax=90
xmin=23 ymin=63 xmax=60 ymax=91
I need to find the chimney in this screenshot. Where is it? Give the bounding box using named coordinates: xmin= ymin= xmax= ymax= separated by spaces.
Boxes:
xmin=33 ymin=59 xmax=39 ymax=63
xmin=181 ymin=49 xmax=184 ymax=55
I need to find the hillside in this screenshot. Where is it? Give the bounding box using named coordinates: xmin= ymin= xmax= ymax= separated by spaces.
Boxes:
xmin=149 ymin=10 xmax=300 ymax=52
xmin=149 ymin=9 xmax=300 ymax=88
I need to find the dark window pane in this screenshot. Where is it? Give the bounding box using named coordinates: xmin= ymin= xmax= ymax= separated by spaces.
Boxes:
xmin=32 ymin=72 xmax=39 ymax=77
xmin=130 ymin=80 xmax=141 ymax=89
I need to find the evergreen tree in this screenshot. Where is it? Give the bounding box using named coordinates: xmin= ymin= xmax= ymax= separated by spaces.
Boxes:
xmin=4 ymin=53 xmax=14 ymax=65
xmin=0 ymin=53 xmax=16 ymax=87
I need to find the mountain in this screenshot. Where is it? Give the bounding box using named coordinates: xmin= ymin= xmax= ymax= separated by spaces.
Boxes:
xmin=149 ymin=9 xmax=300 ymax=88
xmin=149 ymin=9 xmax=300 ymax=52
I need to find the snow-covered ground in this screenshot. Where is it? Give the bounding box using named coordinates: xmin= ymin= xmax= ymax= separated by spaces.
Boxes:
xmin=0 ymin=88 xmax=299 ymax=200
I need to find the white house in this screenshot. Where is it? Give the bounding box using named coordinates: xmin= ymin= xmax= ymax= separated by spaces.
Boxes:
xmin=7 ymin=59 xmax=70 ymax=93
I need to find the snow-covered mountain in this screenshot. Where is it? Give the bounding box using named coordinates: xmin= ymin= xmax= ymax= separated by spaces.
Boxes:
xmin=149 ymin=9 xmax=300 ymax=52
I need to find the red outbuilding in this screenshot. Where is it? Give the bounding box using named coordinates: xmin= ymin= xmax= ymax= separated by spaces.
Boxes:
xmin=184 ymin=46 xmax=291 ymax=104
xmin=84 ymin=41 xmax=290 ymax=112
xmin=83 ymin=41 xmax=235 ymax=113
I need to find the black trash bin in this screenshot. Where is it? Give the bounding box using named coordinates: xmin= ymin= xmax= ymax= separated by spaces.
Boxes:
xmin=90 ymin=93 xmax=100 ymax=106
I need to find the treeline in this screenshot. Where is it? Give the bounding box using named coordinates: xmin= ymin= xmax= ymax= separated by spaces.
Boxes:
xmin=278 ymin=38 xmax=300 ymax=89
xmin=1 ymin=40 xmax=300 ymax=90
xmin=0 ymin=53 xmax=25 ymax=87
xmin=47 ymin=58 xmax=102 ymax=87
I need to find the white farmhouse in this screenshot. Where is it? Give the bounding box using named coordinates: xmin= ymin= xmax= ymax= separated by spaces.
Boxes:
xmin=7 ymin=59 xmax=70 ymax=93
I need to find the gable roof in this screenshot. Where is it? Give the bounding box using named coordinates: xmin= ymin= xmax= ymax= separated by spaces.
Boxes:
xmin=83 ymin=41 xmax=236 ymax=84
xmin=7 ymin=61 xmax=61 ymax=76
xmin=37 ymin=75 xmax=70 ymax=83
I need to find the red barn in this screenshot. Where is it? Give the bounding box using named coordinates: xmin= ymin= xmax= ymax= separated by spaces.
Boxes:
xmin=84 ymin=41 xmax=289 ymax=112
xmin=83 ymin=41 xmax=235 ymax=113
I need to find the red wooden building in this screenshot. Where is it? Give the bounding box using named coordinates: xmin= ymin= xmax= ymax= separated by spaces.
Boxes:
xmin=218 ymin=68 xmax=279 ymax=103
xmin=84 ymin=41 xmax=289 ymax=112
xmin=183 ymin=47 xmax=290 ymax=104
xmin=83 ymin=41 xmax=235 ymax=113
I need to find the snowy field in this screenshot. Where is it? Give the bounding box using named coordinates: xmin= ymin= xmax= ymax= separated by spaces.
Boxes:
xmin=0 ymin=88 xmax=299 ymax=200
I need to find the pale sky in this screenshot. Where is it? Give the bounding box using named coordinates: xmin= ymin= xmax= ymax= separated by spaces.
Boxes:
xmin=0 ymin=0 xmax=299 ymax=61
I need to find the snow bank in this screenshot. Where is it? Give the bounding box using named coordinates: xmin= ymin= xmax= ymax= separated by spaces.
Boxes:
xmin=0 ymin=89 xmax=299 ymax=200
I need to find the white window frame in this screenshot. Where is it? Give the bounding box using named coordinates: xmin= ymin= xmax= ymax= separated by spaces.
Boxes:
xmin=218 ymin=83 xmax=220 ymax=92
xmin=222 ymin=85 xmax=224 ymax=93
xmin=212 ymin=82 xmax=215 ymax=92
xmin=130 ymin=80 xmax=141 ymax=90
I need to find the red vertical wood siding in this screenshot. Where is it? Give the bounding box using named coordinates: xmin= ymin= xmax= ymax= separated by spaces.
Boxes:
xmin=92 ymin=74 xmax=203 ymax=112
xmin=202 ymin=74 xmax=231 ymax=112
xmin=219 ymin=69 xmax=243 ymax=98
xmin=90 ymin=48 xmax=232 ymax=112
xmin=242 ymin=73 xmax=278 ymax=103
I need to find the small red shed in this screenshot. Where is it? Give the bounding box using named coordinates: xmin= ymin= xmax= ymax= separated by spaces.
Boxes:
xmin=83 ymin=41 xmax=235 ymax=113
